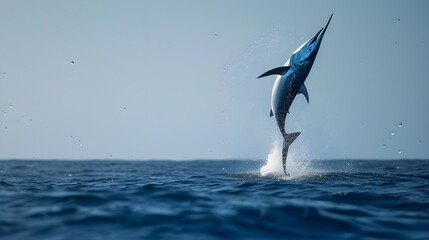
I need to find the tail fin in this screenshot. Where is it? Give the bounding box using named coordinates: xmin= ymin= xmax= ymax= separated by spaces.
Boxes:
xmin=282 ymin=132 xmax=301 ymax=175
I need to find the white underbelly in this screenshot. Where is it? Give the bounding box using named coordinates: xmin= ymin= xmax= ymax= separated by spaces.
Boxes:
xmin=271 ymin=75 xmax=282 ymax=118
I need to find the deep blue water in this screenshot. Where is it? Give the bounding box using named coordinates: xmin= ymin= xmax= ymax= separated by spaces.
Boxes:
xmin=1 ymin=159 xmax=429 ymax=240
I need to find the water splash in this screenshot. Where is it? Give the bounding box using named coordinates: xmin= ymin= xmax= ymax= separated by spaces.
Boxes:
xmin=260 ymin=137 xmax=312 ymax=179
xmin=260 ymin=138 xmax=284 ymax=177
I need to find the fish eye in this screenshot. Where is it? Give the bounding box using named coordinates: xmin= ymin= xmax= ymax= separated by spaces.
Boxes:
xmin=309 ymin=48 xmax=312 ymax=51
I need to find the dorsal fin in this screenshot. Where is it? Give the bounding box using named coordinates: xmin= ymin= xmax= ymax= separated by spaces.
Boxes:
xmin=258 ymin=66 xmax=290 ymax=78
xmin=299 ymin=84 xmax=309 ymax=103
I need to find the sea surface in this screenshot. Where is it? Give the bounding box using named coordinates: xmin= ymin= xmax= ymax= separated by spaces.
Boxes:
xmin=1 ymin=159 xmax=429 ymax=240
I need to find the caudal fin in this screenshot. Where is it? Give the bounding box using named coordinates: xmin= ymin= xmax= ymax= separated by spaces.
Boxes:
xmin=282 ymin=132 xmax=301 ymax=175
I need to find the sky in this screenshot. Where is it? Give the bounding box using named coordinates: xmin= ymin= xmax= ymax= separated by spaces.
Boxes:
xmin=1 ymin=0 xmax=428 ymax=160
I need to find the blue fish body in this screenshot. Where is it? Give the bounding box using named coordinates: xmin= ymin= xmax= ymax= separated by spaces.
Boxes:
xmin=259 ymin=14 xmax=332 ymax=175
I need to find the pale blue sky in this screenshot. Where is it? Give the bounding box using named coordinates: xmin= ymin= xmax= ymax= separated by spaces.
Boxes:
xmin=1 ymin=0 xmax=428 ymax=160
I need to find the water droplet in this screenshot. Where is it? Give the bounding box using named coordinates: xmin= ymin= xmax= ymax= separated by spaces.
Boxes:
xmin=71 ymin=61 xmax=75 ymax=64
xmin=123 ymin=107 xmax=126 ymax=110
xmin=398 ymin=151 xmax=402 ymax=154
xmin=4 ymin=126 xmax=8 ymax=129
xmin=9 ymin=105 xmax=13 ymax=109
xmin=214 ymin=33 xmax=217 ymax=37
xmin=110 ymin=155 xmax=113 ymax=158
xmin=396 ymin=166 xmax=400 ymax=169
xmin=2 ymin=73 xmax=6 ymax=75
xmin=69 ymin=174 xmax=72 ymax=177
xmin=382 ymin=144 xmax=386 ymax=147
xmin=79 ymin=143 xmax=83 ymax=147
xmin=419 ymin=141 xmax=422 ymax=144
xmin=394 ymin=42 xmax=398 ymax=45
xmin=398 ymin=18 xmax=401 ymax=22
xmin=391 ymin=132 xmax=395 ymax=136
xmin=399 ymin=123 xmax=403 ymax=127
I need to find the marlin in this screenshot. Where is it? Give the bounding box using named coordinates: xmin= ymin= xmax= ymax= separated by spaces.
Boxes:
xmin=258 ymin=14 xmax=332 ymax=175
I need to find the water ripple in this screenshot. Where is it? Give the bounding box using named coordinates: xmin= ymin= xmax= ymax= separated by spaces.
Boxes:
xmin=1 ymin=160 xmax=429 ymax=240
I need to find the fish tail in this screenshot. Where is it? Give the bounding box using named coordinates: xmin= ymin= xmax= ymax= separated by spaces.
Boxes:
xmin=282 ymin=132 xmax=301 ymax=176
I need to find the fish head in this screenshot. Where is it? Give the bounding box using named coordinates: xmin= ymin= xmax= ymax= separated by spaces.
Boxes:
xmin=292 ymin=14 xmax=332 ymax=67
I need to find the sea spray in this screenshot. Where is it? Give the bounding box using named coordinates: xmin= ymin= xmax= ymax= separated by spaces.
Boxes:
xmin=260 ymin=137 xmax=312 ymax=178
xmin=260 ymin=138 xmax=284 ymax=177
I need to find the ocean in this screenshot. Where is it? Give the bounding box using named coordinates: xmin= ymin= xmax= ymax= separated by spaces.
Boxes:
xmin=1 ymin=159 xmax=428 ymax=240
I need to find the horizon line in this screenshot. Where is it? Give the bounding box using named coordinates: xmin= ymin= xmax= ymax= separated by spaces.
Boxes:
xmin=0 ymin=158 xmax=428 ymax=162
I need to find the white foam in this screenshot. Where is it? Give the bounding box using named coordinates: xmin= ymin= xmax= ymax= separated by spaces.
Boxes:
xmin=260 ymin=138 xmax=284 ymax=177
xmin=260 ymin=137 xmax=313 ymax=179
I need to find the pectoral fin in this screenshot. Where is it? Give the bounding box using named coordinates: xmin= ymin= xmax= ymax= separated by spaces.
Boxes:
xmin=270 ymin=109 xmax=273 ymax=117
xmin=258 ymin=66 xmax=290 ymax=78
xmin=299 ymin=84 xmax=309 ymax=103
